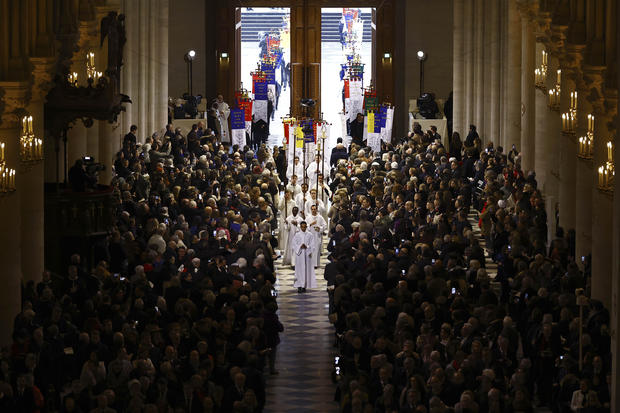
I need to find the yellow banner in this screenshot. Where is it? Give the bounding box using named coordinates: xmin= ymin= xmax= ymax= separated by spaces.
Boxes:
xmin=295 ymin=127 xmax=304 ymax=148
xmin=367 ymin=112 xmax=375 ymax=133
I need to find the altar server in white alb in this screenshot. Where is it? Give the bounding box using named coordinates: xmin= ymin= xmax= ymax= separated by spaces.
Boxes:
xmin=277 ymin=191 xmax=295 ymax=260
xmin=283 ymin=206 xmax=302 ymax=266
xmin=216 ymin=94 xmax=230 ymax=144
xmin=304 ymin=188 xmax=325 ymax=219
xmin=291 ymin=221 xmax=316 ymax=293
xmin=307 ymin=204 xmax=326 ymax=268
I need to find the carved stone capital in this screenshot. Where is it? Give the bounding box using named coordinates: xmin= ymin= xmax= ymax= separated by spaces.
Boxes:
xmin=0 ymin=82 xmax=32 ymax=129
xmin=30 ymin=57 xmax=56 ymax=103
xmin=582 ymin=66 xmax=607 ymax=115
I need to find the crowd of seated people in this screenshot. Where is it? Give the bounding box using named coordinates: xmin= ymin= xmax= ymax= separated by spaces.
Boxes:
xmin=6 ymin=123 xmax=285 ymax=412
xmin=325 ymin=128 xmax=610 ymax=413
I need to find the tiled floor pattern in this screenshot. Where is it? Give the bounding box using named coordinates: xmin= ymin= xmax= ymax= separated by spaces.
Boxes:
xmin=264 ymin=241 xmax=339 ymax=412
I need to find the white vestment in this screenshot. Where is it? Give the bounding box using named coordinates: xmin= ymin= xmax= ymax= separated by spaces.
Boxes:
xmin=285 ymin=183 xmax=302 ymax=198
xmin=295 ymin=192 xmax=310 ymax=217
xmin=218 ymin=101 xmax=231 ymax=143
xmin=291 ymin=229 xmax=317 ymax=289
xmin=286 ymin=161 xmax=303 ymax=180
xmin=278 ymin=197 xmax=295 ymax=257
xmin=306 ymin=161 xmax=321 ymax=188
xmin=283 ymin=214 xmax=302 ymax=266
xmin=307 ymin=213 xmax=326 ymax=267
xmin=304 ymin=197 xmax=325 ymax=220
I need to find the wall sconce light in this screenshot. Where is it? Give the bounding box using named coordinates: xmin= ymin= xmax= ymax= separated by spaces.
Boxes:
xmin=221 ymin=52 xmax=229 ymax=59
xmin=598 ymin=140 xmax=615 ymax=193
xmin=0 ymin=141 xmax=16 ymax=196
xmin=383 ymin=52 xmax=391 ymax=59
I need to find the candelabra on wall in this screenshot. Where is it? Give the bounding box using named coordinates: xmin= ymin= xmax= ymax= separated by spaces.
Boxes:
xmin=535 ymin=50 xmax=548 ymax=90
xmin=561 ymin=91 xmax=577 ymax=134
xmin=547 ymin=69 xmax=561 ymax=111
xmin=578 ymin=114 xmax=594 ymax=159
xmin=597 ymin=140 xmax=615 ymax=193
xmin=67 ymin=51 xmax=103 ymax=87
xmin=20 ymin=116 xmax=44 ymax=164
xmin=0 ymin=141 xmax=16 ymax=196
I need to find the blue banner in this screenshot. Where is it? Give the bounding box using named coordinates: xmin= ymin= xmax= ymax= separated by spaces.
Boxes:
xmin=261 ymin=63 xmax=276 ymax=85
xmin=300 ymin=119 xmax=314 ymax=143
xmin=254 ymin=82 xmax=268 ymax=100
xmin=230 ymin=109 xmax=245 ymax=130
xmin=379 ymin=106 xmax=388 ymax=128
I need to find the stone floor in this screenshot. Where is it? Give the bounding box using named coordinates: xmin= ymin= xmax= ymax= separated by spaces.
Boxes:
xmin=263 ymin=243 xmax=339 ymax=413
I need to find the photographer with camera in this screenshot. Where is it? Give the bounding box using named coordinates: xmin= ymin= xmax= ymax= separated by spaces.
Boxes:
xmin=68 ymin=158 xmax=99 ymax=192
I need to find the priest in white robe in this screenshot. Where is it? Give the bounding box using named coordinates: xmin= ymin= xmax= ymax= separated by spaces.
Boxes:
xmin=216 ymin=95 xmax=231 ymax=144
xmin=283 ymin=207 xmax=302 ymax=266
xmin=285 ymin=174 xmax=302 ymax=198
xmin=291 ymin=221 xmax=317 ymax=293
xmin=277 ymin=191 xmax=295 ymax=258
xmin=305 ymin=154 xmax=322 ymax=188
xmin=286 ymin=156 xmax=302 ymax=180
xmin=294 ymin=183 xmax=310 ymax=217
xmin=304 ymin=189 xmax=326 ymax=219
xmin=307 ymin=204 xmax=327 ymax=268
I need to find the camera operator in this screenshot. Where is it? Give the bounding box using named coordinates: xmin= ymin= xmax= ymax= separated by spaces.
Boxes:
xmin=68 ymin=159 xmax=93 ymax=192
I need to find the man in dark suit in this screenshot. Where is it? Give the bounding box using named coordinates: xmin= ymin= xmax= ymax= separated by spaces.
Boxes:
xmin=330 ymin=137 xmax=348 ymax=166
xmin=350 ymin=113 xmax=365 ymax=148
xmin=123 ymin=124 xmax=138 ymax=148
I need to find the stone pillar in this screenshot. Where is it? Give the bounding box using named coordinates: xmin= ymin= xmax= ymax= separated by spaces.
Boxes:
xmin=474 ymin=0 xmax=484 ymax=137
xmin=463 ymin=0 xmax=474 ymax=128
xmin=558 ymin=77 xmax=577 ymax=234
xmin=519 ymin=7 xmax=536 ymax=172
xmin=490 ymin=0 xmax=501 ymax=142
xmin=66 ymin=121 xmax=88 ymax=168
xmin=452 ymin=0 xmax=465 ymax=137
xmin=98 ymin=120 xmax=117 ymax=185
xmin=0 ymin=81 xmax=28 ymax=346
xmin=121 ymin=0 xmax=169 ymax=139
xmin=86 ymin=123 xmax=99 ymax=160
xmin=21 ymin=57 xmax=54 ymax=284
xmin=590 ymin=108 xmax=614 ymax=308
xmin=503 ymin=0 xmax=522 ymax=149
xmin=575 ymin=158 xmax=593 ymax=267
xmin=534 ymin=85 xmax=550 ymax=189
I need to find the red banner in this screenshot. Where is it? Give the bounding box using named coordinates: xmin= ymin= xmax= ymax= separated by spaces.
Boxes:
xmin=344 ymin=80 xmax=350 ymax=99
xmin=239 ymin=99 xmax=253 ymax=121
xmin=284 ymin=123 xmax=290 ymax=144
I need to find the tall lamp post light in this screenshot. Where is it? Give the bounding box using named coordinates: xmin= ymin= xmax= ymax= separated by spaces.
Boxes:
xmin=417 ymin=50 xmax=427 ymax=97
xmin=184 ymin=50 xmax=196 ymax=96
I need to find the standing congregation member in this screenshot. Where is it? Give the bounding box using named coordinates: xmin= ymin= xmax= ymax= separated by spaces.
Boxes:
xmin=291 ymin=221 xmax=316 ymax=293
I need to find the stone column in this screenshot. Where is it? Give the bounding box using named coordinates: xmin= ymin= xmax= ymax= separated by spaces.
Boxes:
xmin=489 ymin=0 xmax=501 ymax=142
xmin=121 ymin=0 xmax=169 ymax=139
xmin=558 ymin=76 xmax=577 ymax=234
xmin=452 ymin=0 xmax=465 ymax=137
xmin=534 ymin=85 xmax=550 ymax=189
xmin=86 ymin=123 xmax=99 ymax=160
xmin=66 ymin=121 xmax=88 ymax=167
xmin=590 ymin=108 xmax=615 ymax=308
xmin=519 ymin=6 xmax=536 ymax=172
xmin=0 ymin=81 xmax=29 ymax=346
xmin=503 ymin=0 xmax=522 ymax=149
xmin=463 ymin=0 xmax=474 ymax=127
xmin=98 ymin=120 xmax=118 ymax=185
xmin=21 ymin=57 xmax=54 ymax=284
xmin=575 ymin=157 xmax=593 ymax=267
xmin=474 ymin=0 xmax=485 ymax=136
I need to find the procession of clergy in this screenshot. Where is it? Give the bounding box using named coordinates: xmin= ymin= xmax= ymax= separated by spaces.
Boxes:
xmin=278 ymin=153 xmax=331 ymax=293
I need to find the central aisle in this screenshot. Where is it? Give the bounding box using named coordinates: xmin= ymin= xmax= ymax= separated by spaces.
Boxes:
xmin=264 ymin=244 xmax=339 ymax=412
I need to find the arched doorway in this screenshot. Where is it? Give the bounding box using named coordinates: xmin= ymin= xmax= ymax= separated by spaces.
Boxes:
xmin=206 ymin=0 xmax=402 ymax=137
